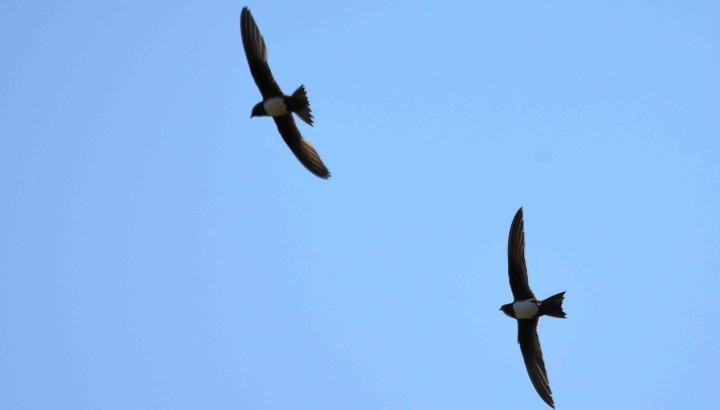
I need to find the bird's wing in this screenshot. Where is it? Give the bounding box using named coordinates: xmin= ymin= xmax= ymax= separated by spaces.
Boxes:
xmin=240 ymin=8 xmax=283 ymax=99
xmin=508 ymin=207 xmax=536 ymax=300
xmin=518 ymin=318 xmax=555 ymax=408
xmin=273 ymin=115 xmax=330 ymax=179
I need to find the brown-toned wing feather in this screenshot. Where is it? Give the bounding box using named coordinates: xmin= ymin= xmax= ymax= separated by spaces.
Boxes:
xmin=273 ymin=115 xmax=330 ymax=179
xmin=518 ymin=318 xmax=555 ymax=408
xmin=508 ymin=207 xmax=535 ymax=301
xmin=240 ymin=8 xmax=283 ymax=99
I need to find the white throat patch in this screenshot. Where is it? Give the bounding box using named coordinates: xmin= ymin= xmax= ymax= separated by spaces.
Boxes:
xmin=263 ymin=97 xmax=289 ymax=117
xmin=513 ymin=300 xmax=539 ymax=319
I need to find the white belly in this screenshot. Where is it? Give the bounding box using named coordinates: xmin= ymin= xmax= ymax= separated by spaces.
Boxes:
xmin=513 ymin=300 xmax=539 ymax=319
xmin=264 ymin=97 xmax=289 ymax=117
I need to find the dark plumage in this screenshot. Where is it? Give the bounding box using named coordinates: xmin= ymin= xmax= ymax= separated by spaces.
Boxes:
xmin=240 ymin=7 xmax=330 ymax=179
xmin=500 ymin=208 xmax=566 ymax=409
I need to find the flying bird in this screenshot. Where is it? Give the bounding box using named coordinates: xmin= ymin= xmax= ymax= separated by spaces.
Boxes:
xmin=500 ymin=208 xmax=566 ymax=408
xmin=240 ymin=7 xmax=330 ymax=179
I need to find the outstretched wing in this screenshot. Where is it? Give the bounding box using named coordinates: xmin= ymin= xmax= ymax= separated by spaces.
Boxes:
xmin=508 ymin=207 xmax=536 ymax=301
xmin=518 ymin=318 xmax=555 ymax=408
xmin=240 ymin=8 xmax=283 ymax=99
xmin=273 ymin=115 xmax=330 ymax=179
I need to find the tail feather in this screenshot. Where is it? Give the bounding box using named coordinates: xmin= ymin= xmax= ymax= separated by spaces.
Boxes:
xmin=290 ymin=85 xmax=313 ymax=126
xmin=540 ymin=292 xmax=566 ymax=318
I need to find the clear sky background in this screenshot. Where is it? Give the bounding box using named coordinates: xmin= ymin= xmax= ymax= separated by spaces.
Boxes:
xmin=1 ymin=1 xmax=719 ymax=409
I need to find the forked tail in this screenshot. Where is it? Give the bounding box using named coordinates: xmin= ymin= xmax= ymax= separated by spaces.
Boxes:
xmin=540 ymin=292 xmax=567 ymax=318
xmin=290 ymin=85 xmax=314 ymax=126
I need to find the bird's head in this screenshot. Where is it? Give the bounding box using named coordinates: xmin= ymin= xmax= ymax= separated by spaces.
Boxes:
xmin=500 ymin=303 xmax=515 ymax=318
xmin=251 ymin=102 xmax=266 ymax=118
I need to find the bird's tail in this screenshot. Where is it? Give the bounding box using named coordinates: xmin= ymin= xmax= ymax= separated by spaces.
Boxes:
xmin=290 ymin=85 xmax=314 ymax=126
xmin=540 ymin=292 xmax=566 ymax=318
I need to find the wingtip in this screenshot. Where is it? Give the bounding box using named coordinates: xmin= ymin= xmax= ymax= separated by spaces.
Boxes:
xmin=511 ymin=208 xmax=524 ymax=228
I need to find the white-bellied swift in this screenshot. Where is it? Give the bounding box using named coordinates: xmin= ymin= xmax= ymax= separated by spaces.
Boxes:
xmin=240 ymin=7 xmax=330 ymax=179
xmin=500 ymin=208 xmax=566 ymax=408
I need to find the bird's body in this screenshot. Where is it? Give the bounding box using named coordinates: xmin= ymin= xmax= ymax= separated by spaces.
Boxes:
xmin=509 ymin=300 xmax=539 ymax=320
xmin=250 ymin=86 xmax=314 ymax=125
xmin=240 ymin=7 xmax=329 ymax=178
xmin=500 ymin=208 xmax=566 ymax=409
xmin=261 ymin=96 xmax=289 ymax=117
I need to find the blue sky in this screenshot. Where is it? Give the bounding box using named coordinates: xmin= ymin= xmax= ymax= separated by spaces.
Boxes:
xmin=1 ymin=1 xmax=719 ymax=408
